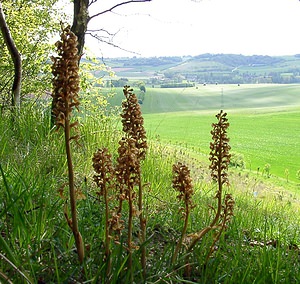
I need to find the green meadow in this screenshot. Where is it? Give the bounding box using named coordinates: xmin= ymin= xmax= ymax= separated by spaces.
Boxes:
xmin=108 ymin=84 xmax=300 ymax=183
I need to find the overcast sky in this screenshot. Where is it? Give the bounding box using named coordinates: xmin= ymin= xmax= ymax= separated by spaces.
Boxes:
xmin=84 ymin=0 xmax=300 ymax=58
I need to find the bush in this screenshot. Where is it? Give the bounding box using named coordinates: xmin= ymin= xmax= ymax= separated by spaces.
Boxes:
xmin=229 ymin=152 xmax=245 ymax=169
xmin=161 ymin=82 xmax=194 ymax=88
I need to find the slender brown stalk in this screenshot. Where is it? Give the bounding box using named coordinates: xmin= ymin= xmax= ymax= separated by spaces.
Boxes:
xmin=120 ymin=86 xmax=148 ymax=279
xmin=92 ymin=148 xmax=115 ymax=276
xmin=184 ymin=110 xmax=231 ymax=276
xmin=206 ymin=193 xmax=235 ymax=261
xmin=64 ymin=117 xmax=84 ymax=263
xmin=51 ymin=25 xmax=84 ymax=263
xmin=171 ymin=162 xmax=194 ymax=264
xmin=189 ymin=110 xmax=231 ymax=250
xmin=127 ymin=177 xmax=134 ymax=283
xmin=116 ymin=137 xmax=139 ymax=283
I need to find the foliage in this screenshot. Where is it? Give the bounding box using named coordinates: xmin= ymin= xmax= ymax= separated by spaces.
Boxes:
xmin=0 ymin=0 xmax=67 ymax=107
xmin=79 ymin=56 xmax=117 ymax=118
xmin=230 ymin=152 xmax=246 ymax=169
xmin=110 ymin=77 xmax=129 ymax=87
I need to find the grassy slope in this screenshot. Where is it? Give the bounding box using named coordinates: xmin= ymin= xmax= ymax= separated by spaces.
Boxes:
xmin=1 ymin=95 xmax=299 ymax=283
xmin=108 ymin=84 xmax=300 ymax=183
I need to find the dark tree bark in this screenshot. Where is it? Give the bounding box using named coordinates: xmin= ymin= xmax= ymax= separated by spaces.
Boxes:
xmin=71 ymin=0 xmax=89 ymax=57
xmin=0 ymin=1 xmax=21 ymax=108
xmin=71 ymin=0 xmax=152 ymax=59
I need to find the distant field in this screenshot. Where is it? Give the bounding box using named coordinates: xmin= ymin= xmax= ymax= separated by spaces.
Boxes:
xmin=106 ymin=84 xmax=300 ymax=182
xmin=144 ymin=110 xmax=300 ymax=183
xmin=108 ymin=84 xmax=300 ymax=114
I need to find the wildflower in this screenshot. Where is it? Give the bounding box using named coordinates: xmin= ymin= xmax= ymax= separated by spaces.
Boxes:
xmin=121 ymin=86 xmax=147 ymax=160
xmin=51 ymin=25 xmax=80 ymax=132
xmin=209 ymin=110 xmax=231 ymax=185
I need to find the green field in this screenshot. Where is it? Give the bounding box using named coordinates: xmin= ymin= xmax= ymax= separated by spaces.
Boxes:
xmin=108 ymin=84 xmax=300 ymax=183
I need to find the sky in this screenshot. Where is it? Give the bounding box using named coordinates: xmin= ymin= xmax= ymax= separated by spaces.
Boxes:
xmin=84 ymin=0 xmax=300 ymax=58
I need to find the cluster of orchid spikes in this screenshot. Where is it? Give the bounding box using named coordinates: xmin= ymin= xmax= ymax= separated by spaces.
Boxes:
xmin=92 ymin=86 xmax=148 ymax=281
xmin=171 ymin=110 xmax=235 ymax=275
xmin=51 ymin=24 xmax=234 ymax=281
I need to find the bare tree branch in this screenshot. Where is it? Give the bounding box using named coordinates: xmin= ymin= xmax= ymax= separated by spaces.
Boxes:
xmin=87 ymin=28 xmax=118 ymax=38
xmin=88 ymin=0 xmax=98 ymax=6
xmin=89 ymin=0 xmax=151 ymax=21
xmin=72 ymin=0 xmax=152 ymax=59
xmin=87 ymin=31 xmax=141 ymax=55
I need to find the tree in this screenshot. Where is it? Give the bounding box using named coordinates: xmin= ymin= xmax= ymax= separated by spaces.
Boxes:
xmin=0 ymin=0 xmax=21 ymax=108
xmin=0 ymin=0 xmax=153 ymax=107
xmin=0 ymin=0 xmax=65 ymax=108
xmin=71 ymin=0 xmax=152 ymax=58
xmin=139 ymin=84 xmax=146 ymax=93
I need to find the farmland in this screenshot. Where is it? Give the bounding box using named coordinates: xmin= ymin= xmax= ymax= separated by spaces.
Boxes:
xmin=107 ymin=84 xmax=300 ymax=183
xmin=105 ymin=54 xmax=300 ymax=84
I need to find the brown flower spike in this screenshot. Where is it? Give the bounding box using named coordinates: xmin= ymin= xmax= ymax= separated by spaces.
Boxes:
xmin=51 ymin=25 xmax=84 ymax=263
xmin=117 ymin=86 xmax=148 ymax=280
xmin=93 ymin=148 xmax=115 ymax=196
xmin=51 ymin=25 xmax=80 ymax=132
xmin=172 ymin=162 xmax=195 ymax=264
xmin=185 ymin=110 xmax=234 ymax=275
xmin=209 ymin=110 xmax=231 ymax=186
xmin=121 ymin=85 xmax=147 ymax=160
xmin=172 ymin=162 xmax=194 ymax=208
xmin=93 ymin=148 xmax=116 ymax=275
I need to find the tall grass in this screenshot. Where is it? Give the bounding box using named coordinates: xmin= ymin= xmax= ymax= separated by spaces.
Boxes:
xmin=0 ymin=101 xmax=299 ymax=283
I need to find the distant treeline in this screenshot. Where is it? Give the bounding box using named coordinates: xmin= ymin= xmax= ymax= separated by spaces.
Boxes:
xmin=193 ymin=53 xmax=283 ymax=66
xmin=114 ymin=56 xmax=183 ymax=67
xmin=103 ymin=53 xmax=300 ymax=84
xmin=161 ymin=82 xmax=194 ymax=88
xmin=107 ymin=54 xmax=284 ymax=68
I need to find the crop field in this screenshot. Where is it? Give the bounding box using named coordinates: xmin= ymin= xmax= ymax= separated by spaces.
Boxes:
xmin=108 ymin=84 xmax=300 ymax=183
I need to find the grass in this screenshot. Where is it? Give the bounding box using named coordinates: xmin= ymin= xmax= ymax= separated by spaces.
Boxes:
xmin=143 ymin=109 xmax=300 ymax=184
xmin=107 ymin=84 xmax=300 ymax=113
xmin=106 ymin=84 xmax=300 ymax=183
xmin=0 ymin=83 xmax=299 ymax=283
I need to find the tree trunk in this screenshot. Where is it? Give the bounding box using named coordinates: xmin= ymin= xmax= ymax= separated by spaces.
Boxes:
xmin=71 ymin=0 xmax=89 ymax=58
xmin=71 ymin=0 xmax=152 ymax=59
xmin=0 ymin=1 xmax=21 ymax=108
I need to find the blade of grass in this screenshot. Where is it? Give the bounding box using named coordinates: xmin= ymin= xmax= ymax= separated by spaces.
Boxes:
xmin=0 ymin=253 xmax=33 ymax=284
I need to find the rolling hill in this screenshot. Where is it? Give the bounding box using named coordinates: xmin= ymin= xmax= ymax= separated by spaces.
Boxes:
xmin=102 ymin=54 xmax=300 ymax=84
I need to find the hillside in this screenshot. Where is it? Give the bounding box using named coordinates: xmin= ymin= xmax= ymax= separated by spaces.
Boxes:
xmin=103 ymin=54 xmax=300 ymax=84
